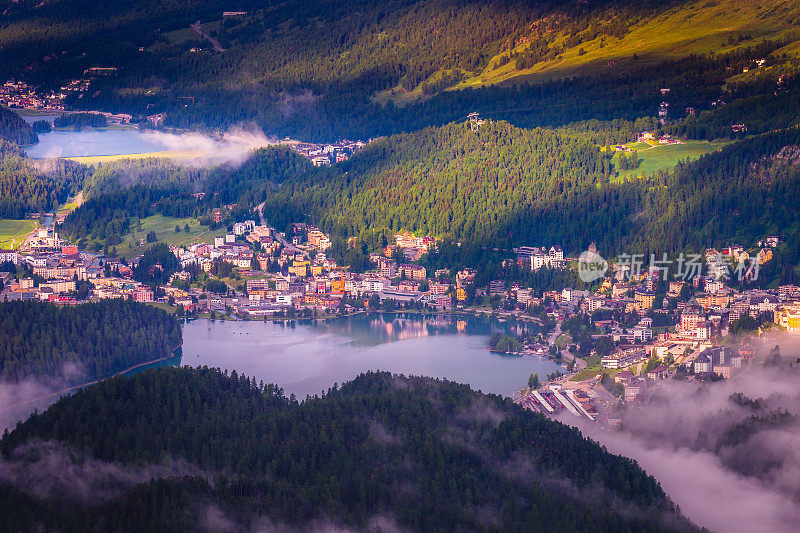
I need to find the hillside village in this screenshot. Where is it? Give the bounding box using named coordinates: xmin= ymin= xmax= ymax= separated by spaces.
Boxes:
xmin=1 ymin=208 xmax=796 ymax=427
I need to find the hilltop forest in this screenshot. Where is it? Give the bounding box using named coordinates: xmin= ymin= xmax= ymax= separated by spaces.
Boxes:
xmin=0 ymin=368 xmax=697 ymax=532
xmin=254 ymin=122 xmax=800 ymax=274
xmin=0 ymin=140 xmax=86 ymax=218
xmin=0 ymin=106 xmax=36 ymax=146
xmin=0 ymin=299 xmax=181 ymax=382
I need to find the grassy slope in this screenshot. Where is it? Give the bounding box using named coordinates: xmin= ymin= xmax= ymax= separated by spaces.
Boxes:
xmin=85 ymin=214 xmax=226 ymax=259
xmin=456 ymin=0 xmax=800 ymax=89
xmin=0 ymin=219 xmax=35 ymax=250
xmin=611 ymin=140 xmax=729 ymax=181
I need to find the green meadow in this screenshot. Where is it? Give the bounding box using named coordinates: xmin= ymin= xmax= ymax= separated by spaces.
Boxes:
xmin=84 ymin=214 xmax=228 ymax=259
xmin=612 ymin=140 xmax=728 ymax=182
xmin=0 ymin=219 xmax=35 ymax=250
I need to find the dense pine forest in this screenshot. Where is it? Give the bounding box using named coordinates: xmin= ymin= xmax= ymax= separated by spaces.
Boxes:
xmin=0 ymin=368 xmax=697 ymax=532
xmin=0 ymin=299 xmax=181 ymax=382
xmin=0 ymin=140 xmax=86 ymax=218
xmin=0 ymin=106 xmax=36 ymax=146
xmin=262 ymin=120 xmax=613 ymax=249
xmin=255 ymin=122 xmax=800 ymax=265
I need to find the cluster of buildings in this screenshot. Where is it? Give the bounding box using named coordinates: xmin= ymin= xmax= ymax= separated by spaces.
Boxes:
xmin=379 ymin=232 xmax=437 ymax=262
xmin=1 ymin=79 xmax=134 ymax=122
xmin=513 ymin=245 xmax=565 ymax=270
xmin=1 ymin=80 xmax=59 ymax=110
xmin=636 ymin=131 xmax=683 ymax=145
xmin=288 ymin=139 xmax=367 ymax=166
xmin=0 ymin=217 xmax=473 ymax=318
xmin=210 ymin=227 xmax=469 ymax=316
xmin=2 ymin=77 xmax=91 ymax=111
xmin=495 ymin=237 xmax=795 ymax=417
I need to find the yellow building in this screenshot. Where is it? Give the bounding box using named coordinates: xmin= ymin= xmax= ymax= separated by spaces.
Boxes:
xmin=695 ymin=294 xmax=731 ymax=309
xmin=331 ymin=279 xmax=345 ymax=294
xmin=775 ymin=304 xmax=800 ymax=335
xmin=668 ymin=281 xmax=685 ymax=297
xmin=456 ymin=287 xmax=467 ymax=301
xmin=288 ymin=263 xmax=307 ymax=277
xmin=634 ymin=288 xmax=655 ymax=311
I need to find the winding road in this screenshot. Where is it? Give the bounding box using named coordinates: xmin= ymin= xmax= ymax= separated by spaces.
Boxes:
xmin=191 ymin=21 xmax=225 ymax=52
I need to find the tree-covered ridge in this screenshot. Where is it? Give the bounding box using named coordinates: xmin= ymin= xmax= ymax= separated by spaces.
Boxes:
xmin=0 ymin=367 xmax=696 ymax=532
xmin=254 ymin=120 xmax=800 ymax=269
xmin=639 ymin=129 xmax=800 ymax=257
xmin=203 ymin=145 xmax=311 ymax=204
xmin=263 ymin=120 xmax=613 ymax=249
xmin=0 ymin=140 xmax=86 ymax=218
xmin=0 ymin=107 xmax=36 ymax=146
xmin=0 ymin=0 xmax=628 ymax=95
xmin=60 ymin=187 xmax=200 ymax=243
xmin=0 ymin=299 xmax=181 ymax=382
xmin=82 ymin=157 xmax=209 ymax=199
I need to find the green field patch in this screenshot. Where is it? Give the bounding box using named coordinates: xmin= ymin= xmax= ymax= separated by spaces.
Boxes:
xmin=67 ymin=150 xmax=197 ymax=165
xmin=612 ymin=140 xmax=728 ymax=182
xmin=0 ymin=219 xmax=35 ymax=250
xmin=91 ymin=215 xmax=227 ymax=259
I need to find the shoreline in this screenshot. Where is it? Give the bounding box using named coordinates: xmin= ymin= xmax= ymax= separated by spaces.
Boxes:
xmin=0 ymin=343 xmax=182 ymax=413
xmin=229 ymin=306 xmax=545 ymax=324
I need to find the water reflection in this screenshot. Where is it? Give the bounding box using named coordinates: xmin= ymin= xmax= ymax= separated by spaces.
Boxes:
xmin=292 ymin=312 xmax=545 ymax=347
xmin=181 ymin=314 xmax=559 ymax=398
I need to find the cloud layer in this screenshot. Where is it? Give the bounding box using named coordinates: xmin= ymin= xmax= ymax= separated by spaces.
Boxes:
xmin=564 ymin=337 xmax=800 ymax=532
xmin=140 ymin=126 xmax=278 ymax=166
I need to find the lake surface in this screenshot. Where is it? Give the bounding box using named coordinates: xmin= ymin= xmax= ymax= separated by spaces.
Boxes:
xmin=25 ymin=129 xmax=167 ymax=158
xmin=20 ymin=114 xmax=58 ymax=124
xmin=181 ymin=314 xmax=564 ymax=398
xmin=0 ymin=314 xmax=562 ymax=432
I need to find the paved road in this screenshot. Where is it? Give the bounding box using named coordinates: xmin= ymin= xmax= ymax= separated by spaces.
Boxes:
xmin=545 ymin=323 xmax=587 ymax=372
xmin=191 ymin=21 xmax=225 ymax=52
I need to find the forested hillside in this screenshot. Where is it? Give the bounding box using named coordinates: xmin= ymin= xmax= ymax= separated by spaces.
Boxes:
xmin=247 ymin=121 xmax=800 ymax=283
xmin=60 ymin=187 xmax=200 ymax=244
xmin=0 ymin=299 xmax=181 ymax=382
xmin=0 ymin=140 xmax=86 ymax=218
xmin=39 ymin=114 xmax=800 ymax=287
xmin=0 ymin=107 xmax=36 ymax=145
xmin=263 ymin=120 xmax=614 ymax=250
xmin=2 ymin=0 xmax=798 ymax=139
xmin=0 ymin=368 xmax=696 ymax=532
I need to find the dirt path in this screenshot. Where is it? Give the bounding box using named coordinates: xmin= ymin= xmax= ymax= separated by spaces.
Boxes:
xmin=191 ymin=21 xmax=225 ymax=52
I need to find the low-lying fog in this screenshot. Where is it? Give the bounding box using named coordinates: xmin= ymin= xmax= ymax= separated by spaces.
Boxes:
xmin=25 ymin=125 xmax=278 ymax=166
xmin=562 ymin=335 xmax=800 ymax=533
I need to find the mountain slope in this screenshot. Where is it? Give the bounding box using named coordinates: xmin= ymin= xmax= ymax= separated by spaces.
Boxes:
xmin=0 ymin=367 xmax=697 ymax=532
xmin=250 ymin=120 xmax=800 ymax=285
xmin=0 ymin=299 xmax=181 ymax=383
xmin=2 ymin=0 xmax=798 ymax=138
xmin=456 ymin=0 xmax=800 ymax=90
xmin=0 ymin=140 xmax=86 ymax=218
